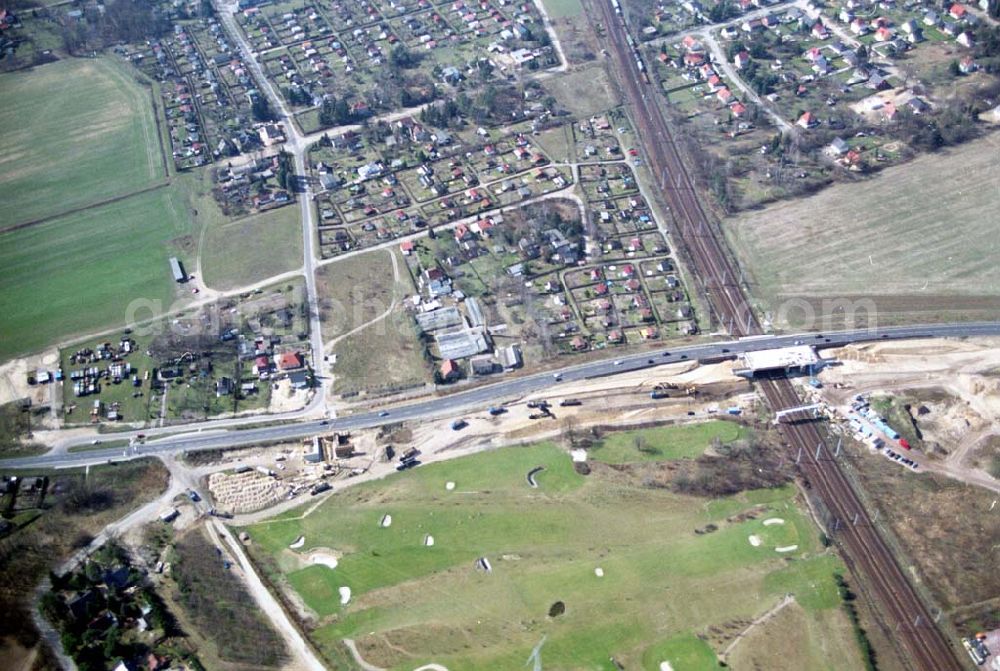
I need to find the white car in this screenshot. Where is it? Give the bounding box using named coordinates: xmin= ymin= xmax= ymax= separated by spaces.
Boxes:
xmin=614 ymin=360 xmax=622 ymax=366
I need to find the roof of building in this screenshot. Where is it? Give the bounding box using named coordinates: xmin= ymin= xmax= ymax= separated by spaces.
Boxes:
xmin=740 ymin=345 xmax=820 ymax=371
xmin=277 ymin=351 xmax=303 ymax=370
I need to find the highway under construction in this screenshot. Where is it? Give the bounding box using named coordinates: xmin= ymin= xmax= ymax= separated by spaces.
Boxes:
xmin=587 ymin=0 xmax=965 ymax=668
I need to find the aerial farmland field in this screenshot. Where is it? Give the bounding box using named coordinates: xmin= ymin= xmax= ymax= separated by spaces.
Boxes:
xmin=0 ymin=188 xmax=192 ymax=360
xmin=0 ymin=57 xmax=165 ymax=228
xmin=724 ymin=135 xmax=1000 ymax=329
xmin=242 ymin=432 xmax=865 ymax=670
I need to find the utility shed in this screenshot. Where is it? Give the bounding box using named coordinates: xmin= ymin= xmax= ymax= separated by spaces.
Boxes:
xmin=169 ymin=257 xmax=186 ymax=283
xmin=734 ymin=345 xmax=821 ymax=378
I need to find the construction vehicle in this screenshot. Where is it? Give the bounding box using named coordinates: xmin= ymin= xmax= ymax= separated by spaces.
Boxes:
xmin=653 ymin=382 xmax=697 ymax=396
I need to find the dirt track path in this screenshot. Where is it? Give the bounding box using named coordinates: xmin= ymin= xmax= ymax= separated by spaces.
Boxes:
xmin=342 ymin=639 xmax=387 ymax=671
xmin=206 ymin=516 xmax=326 ymax=671
xmin=721 ymin=594 xmax=796 ymax=662
xmin=324 ymin=250 xmax=402 ymax=355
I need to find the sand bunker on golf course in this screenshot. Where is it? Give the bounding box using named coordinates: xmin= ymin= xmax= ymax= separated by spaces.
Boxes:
xmin=289 ymin=536 xmax=305 ymax=549
xmin=424 ymin=535 xmax=435 ymax=547
xmin=380 ymin=514 xmax=392 ymax=528
xmin=748 ymin=534 xmax=762 ymax=547
xmin=309 ymin=551 xmax=339 ymax=569
xmin=339 ymin=586 xmax=352 ymax=605
xmin=595 ymin=567 xmax=604 ymax=577
xmin=763 ymin=518 xmax=786 ymax=526
xmin=660 ymin=662 xmax=674 ymax=671
xmin=776 ymin=545 xmax=799 ymax=553
xmin=445 ymin=481 xmax=455 ymax=491
xmin=413 ymin=665 xmax=449 ymax=671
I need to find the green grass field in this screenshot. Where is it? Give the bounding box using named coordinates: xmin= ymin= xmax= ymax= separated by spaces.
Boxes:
xmin=0 ymin=58 xmax=163 ymax=228
xmin=243 ymin=434 xmax=863 ymax=670
xmin=541 ymin=0 xmax=584 ymax=19
xmin=331 ymin=305 xmax=429 ymax=395
xmin=0 ymin=187 xmax=192 ymax=360
xmin=200 ymin=205 xmax=303 ymax=291
xmin=316 ymin=250 xmax=405 ymax=340
xmin=588 ymin=420 xmax=746 ymax=463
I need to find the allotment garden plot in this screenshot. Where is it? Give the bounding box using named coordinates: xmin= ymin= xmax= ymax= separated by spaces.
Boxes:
xmin=236 ymin=0 xmax=560 ymax=128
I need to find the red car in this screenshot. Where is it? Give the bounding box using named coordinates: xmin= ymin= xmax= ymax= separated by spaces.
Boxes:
xmin=899 ymin=438 xmax=911 ymax=450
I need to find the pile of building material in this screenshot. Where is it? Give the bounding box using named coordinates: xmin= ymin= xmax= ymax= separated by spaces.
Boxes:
xmin=208 ymin=470 xmax=284 ymax=513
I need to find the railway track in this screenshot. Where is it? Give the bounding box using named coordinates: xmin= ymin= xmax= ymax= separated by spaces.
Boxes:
xmin=590 ymin=1 xmax=964 ymax=668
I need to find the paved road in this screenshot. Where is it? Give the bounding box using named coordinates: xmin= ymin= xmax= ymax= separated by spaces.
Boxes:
xmin=4 ymin=323 xmax=999 ymax=470
xmin=215 ymin=0 xmax=330 ymax=416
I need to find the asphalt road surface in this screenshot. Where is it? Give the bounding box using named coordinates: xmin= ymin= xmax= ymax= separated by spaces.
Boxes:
xmin=3 ymin=322 xmax=999 ymax=470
